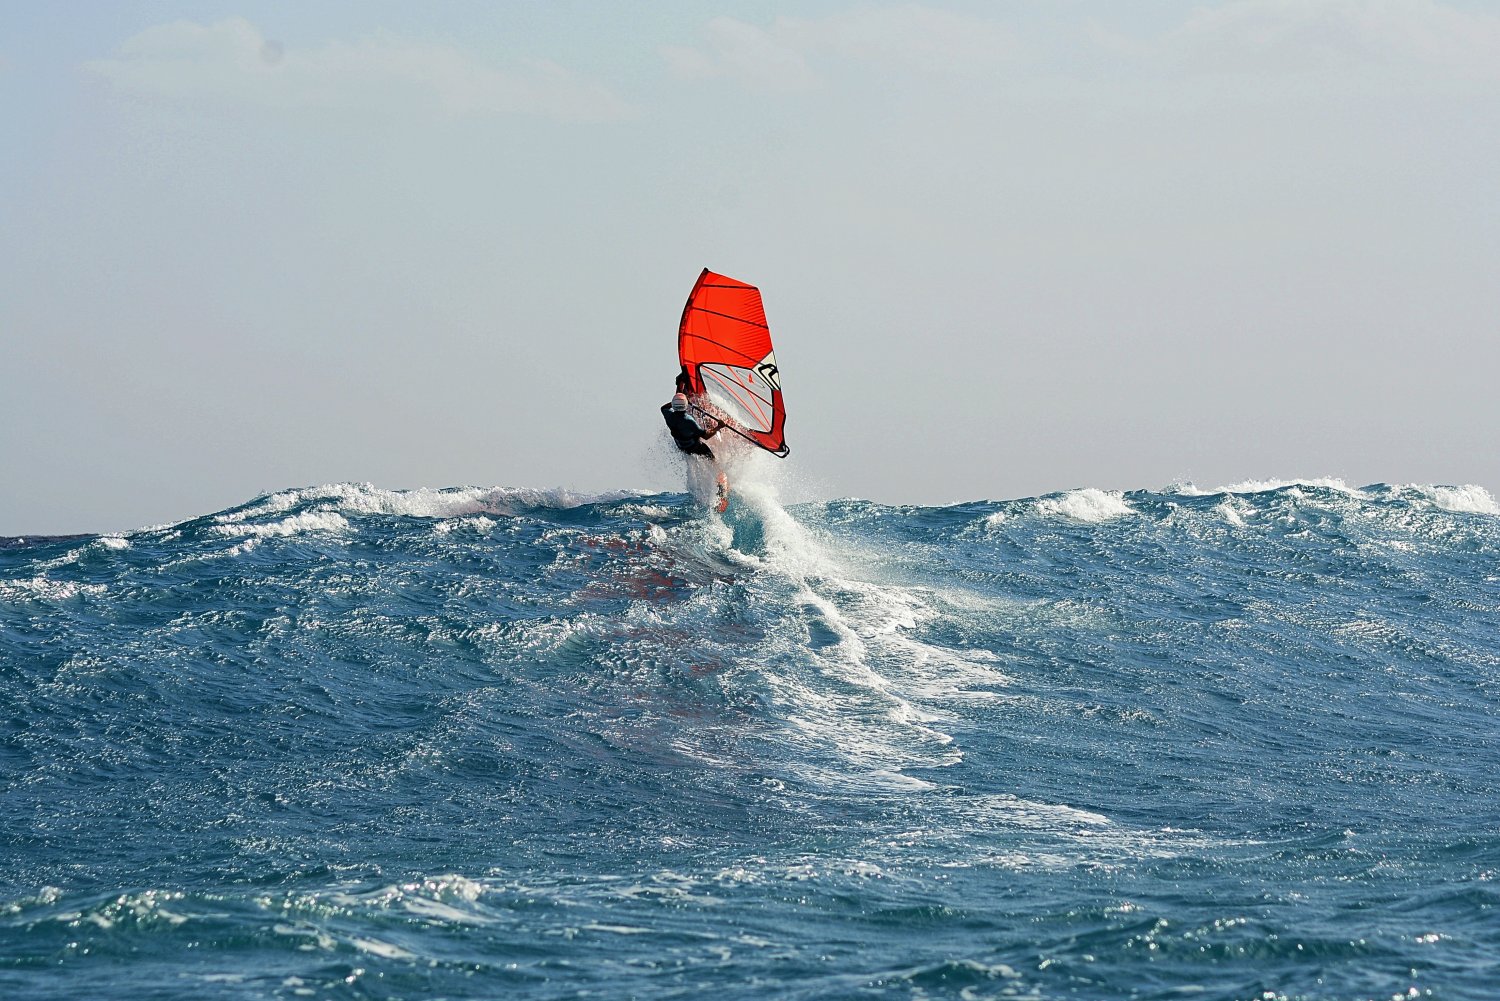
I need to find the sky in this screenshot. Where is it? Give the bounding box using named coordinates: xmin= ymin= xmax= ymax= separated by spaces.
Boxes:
xmin=3 ymin=0 xmax=1499 ymax=533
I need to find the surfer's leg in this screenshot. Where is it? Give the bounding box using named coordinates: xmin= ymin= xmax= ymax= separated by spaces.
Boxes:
xmin=714 ymin=468 xmax=730 ymax=513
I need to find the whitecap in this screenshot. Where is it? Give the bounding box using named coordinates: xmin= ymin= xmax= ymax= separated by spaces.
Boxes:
xmin=1191 ymin=477 xmax=1363 ymax=497
xmin=609 ymin=503 xmax=676 ymax=520
xmin=432 ymin=515 xmax=496 ymax=535
xmin=216 ymin=483 xmax=645 ymax=525
xmin=1409 ymin=484 xmax=1500 ymax=516
xmin=1213 ymin=498 xmax=1252 ymax=527
xmin=1036 ymin=488 xmax=1134 ymax=522
xmin=0 ymin=577 xmax=106 ymax=601
xmin=214 ymin=511 xmax=350 ymax=538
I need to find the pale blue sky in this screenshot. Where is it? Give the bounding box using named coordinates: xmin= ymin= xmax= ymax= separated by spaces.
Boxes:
xmin=5 ymin=1 xmax=1499 ymax=532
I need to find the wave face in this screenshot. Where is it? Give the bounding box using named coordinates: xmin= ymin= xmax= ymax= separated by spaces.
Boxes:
xmin=4 ymin=479 xmax=1500 ymax=1000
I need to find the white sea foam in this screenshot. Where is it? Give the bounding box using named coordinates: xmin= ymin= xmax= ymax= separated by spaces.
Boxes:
xmin=1213 ymin=498 xmax=1253 ymax=527
xmin=432 ymin=516 xmax=496 ymax=535
xmin=745 ymin=570 xmax=969 ymax=785
xmin=217 ymin=483 xmax=643 ymax=525
xmin=216 ymin=489 xmax=304 ymax=523
xmin=272 ymin=923 xmax=337 ymax=952
xmin=312 ymin=874 xmax=491 ymax=929
xmin=725 ymin=464 xmax=845 ymax=581
xmin=608 ymin=502 xmax=676 ymax=520
xmin=1036 ymin=488 xmax=1134 ymax=522
xmin=1175 ymin=477 xmax=1363 ymax=497
xmin=323 ymin=484 xmax=635 ymax=518
xmin=0 ymin=577 xmax=106 ymax=602
xmin=1173 ymin=479 xmax=1497 ymax=516
xmin=1 ymin=887 xmax=63 ymax=916
xmin=214 ymin=511 xmax=351 ymax=538
xmin=349 ymin=936 xmax=417 ymax=959
xmin=926 ymin=793 xmax=1114 ymax=840
xmin=27 ymin=533 xmax=130 ymax=566
xmin=1408 ymin=484 xmax=1500 ymax=516
xmin=655 ymin=454 xmax=1001 ymax=790
xmin=32 ymin=548 xmax=84 ymax=571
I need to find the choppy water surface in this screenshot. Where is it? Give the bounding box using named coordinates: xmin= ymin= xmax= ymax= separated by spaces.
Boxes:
xmin=3 ymin=474 xmax=1499 ymax=1000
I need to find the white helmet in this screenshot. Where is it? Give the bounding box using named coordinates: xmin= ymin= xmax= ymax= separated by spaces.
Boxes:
xmin=670 ymin=393 xmax=688 ymax=412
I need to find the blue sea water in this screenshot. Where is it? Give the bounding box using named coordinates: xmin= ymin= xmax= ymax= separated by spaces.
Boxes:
xmin=3 ymin=473 xmax=1499 ymax=1000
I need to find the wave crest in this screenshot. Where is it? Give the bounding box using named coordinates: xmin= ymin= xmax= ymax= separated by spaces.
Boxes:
xmin=1035 ymin=488 xmax=1135 ymax=523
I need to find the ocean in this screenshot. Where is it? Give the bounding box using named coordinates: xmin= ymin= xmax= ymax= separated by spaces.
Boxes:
xmin=3 ymin=470 xmax=1498 ymax=1000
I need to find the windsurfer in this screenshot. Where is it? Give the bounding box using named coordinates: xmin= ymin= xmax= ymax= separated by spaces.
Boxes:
xmin=661 ymin=392 xmax=720 ymax=458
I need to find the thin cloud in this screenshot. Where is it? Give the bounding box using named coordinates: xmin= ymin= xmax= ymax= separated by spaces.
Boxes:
xmin=663 ymin=17 xmax=817 ymax=93
xmin=1158 ymin=0 xmax=1500 ymax=85
xmin=663 ymin=5 xmax=1018 ymax=92
xmin=793 ymin=5 xmax=1020 ymax=74
xmin=671 ymin=1 xmax=1500 ymax=98
xmin=85 ymin=18 xmax=633 ymax=122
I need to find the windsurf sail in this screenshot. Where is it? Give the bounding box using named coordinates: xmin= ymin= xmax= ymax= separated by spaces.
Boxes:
xmin=677 ymin=268 xmax=789 ymax=457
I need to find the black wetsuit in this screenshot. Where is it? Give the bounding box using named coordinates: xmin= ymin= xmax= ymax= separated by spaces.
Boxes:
xmin=661 ymin=403 xmax=714 ymax=458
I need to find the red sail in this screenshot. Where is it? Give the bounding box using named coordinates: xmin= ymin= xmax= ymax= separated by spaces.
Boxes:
xmin=677 ymin=269 xmax=789 ymax=457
